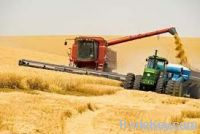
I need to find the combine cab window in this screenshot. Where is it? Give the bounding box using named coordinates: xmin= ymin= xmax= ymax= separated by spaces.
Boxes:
xmin=77 ymin=40 xmax=98 ymax=61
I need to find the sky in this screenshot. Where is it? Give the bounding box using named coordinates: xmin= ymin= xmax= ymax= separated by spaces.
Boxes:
xmin=0 ymin=0 xmax=200 ymax=37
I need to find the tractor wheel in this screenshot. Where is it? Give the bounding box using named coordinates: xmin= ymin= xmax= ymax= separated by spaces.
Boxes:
xmin=123 ymin=73 xmax=135 ymax=89
xmin=133 ymin=75 xmax=142 ymax=90
xmin=155 ymin=77 xmax=164 ymax=93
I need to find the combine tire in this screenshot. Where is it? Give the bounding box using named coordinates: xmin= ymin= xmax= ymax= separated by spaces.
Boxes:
xmin=133 ymin=75 xmax=142 ymax=90
xmin=155 ymin=77 xmax=164 ymax=93
xmin=123 ymin=73 xmax=135 ymax=89
xmin=103 ymin=63 xmax=111 ymax=72
xmin=165 ymin=80 xmax=183 ymax=97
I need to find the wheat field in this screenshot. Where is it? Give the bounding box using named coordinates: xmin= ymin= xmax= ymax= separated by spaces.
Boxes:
xmin=0 ymin=36 xmax=200 ymax=134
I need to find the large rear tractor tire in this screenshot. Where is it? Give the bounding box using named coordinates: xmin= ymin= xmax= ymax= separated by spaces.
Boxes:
xmin=133 ymin=75 xmax=142 ymax=90
xmin=155 ymin=77 xmax=164 ymax=93
xmin=123 ymin=73 xmax=135 ymax=89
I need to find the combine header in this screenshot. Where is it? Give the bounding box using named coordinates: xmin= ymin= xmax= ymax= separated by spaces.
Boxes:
xmin=19 ymin=59 xmax=126 ymax=81
xmin=19 ymin=27 xmax=177 ymax=80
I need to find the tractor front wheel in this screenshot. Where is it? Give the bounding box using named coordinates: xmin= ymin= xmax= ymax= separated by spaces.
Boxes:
xmin=155 ymin=77 xmax=164 ymax=93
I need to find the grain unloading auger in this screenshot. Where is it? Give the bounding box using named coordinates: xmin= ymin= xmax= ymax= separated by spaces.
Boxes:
xmin=107 ymin=27 xmax=176 ymax=46
xmin=19 ymin=27 xmax=177 ymax=81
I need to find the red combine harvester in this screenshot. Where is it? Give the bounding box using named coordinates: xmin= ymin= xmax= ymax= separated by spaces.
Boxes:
xmin=65 ymin=27 xmax=176 ymax=71
xmin=19 ymin=27 xmax=177 ymax=80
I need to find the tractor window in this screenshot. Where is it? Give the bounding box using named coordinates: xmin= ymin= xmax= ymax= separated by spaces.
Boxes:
xmin=156 ymin=61 xmax=165 ymax=70
xmin=147 ymin=59 xmax=165 ymax=70
xmin=77 ymin=40 xmax=98 ymax=60
xmin=147 ymin=59 xmax=156 ymax=68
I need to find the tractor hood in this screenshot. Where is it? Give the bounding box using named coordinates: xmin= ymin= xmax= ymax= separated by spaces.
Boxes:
xmin=144 ymin=68 xmax=159 ymax=74
xmin=141 ymin=68 xmax=160 ymax=86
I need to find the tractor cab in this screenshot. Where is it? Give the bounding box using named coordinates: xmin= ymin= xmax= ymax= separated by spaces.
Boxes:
xmin=141 ymin=50 xmax=169 ymax=88
xmin=146 ymin=54 xmax=168 ymax=71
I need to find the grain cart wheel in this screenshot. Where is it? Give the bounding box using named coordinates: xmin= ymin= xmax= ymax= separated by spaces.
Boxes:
xmin=165 ymin=80 xmax=174 ymax=95
xmin=155 ymin=77 xmax=164 ymax=93
xmin=133 ymin=75 xmax=142 ymax=90
xmin=174 ymin=81 xmax=183 ymax=97
xmin=123 ymin=73 xmax=135 ymax=89
xmin=165 ymin=81 xmax=183 ymax=96
xmin=190 ymin=82 xmax=200 ymax=99
xmin=182 ymin=80 xmax=193 ymax=97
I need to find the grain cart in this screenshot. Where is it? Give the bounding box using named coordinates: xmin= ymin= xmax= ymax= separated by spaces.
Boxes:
xmin=165 ymin=64 xmax=200 ymax=98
